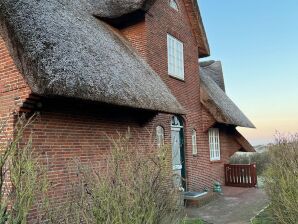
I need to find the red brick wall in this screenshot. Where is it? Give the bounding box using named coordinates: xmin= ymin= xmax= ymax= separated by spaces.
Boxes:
xmin=120 ymin=0 xmax=243 ymax=190
xmin=145 ymin=0 xmax=202 ymax=191
xmin=22 ymin=101 xmax=173 ymax=204
xmin=120 ymin=19 xmax=147 ymax=59
xmin=0 ymin=36 xmax=31 ymax=142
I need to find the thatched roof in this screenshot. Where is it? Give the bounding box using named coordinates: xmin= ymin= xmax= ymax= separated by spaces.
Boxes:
xmin=200 ymin=61 xmax=225 ymax=91
xmin=0 ymin=0 xmax=184 ymax=114
xmin=86 ymin=0 xmax=156 ymax=19
xmin=200 ymin=61 xmax=255 ymax=128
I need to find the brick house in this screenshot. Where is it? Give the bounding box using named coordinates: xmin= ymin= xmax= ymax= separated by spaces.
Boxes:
xmin=0 ymin=0 xmax=255 ymax=200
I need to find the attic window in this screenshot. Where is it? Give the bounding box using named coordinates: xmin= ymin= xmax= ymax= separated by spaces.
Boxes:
xmin=169 ymin=0 xmax=179 ymax=11
xmin=167 ymin=34 xmax=184 ymax=80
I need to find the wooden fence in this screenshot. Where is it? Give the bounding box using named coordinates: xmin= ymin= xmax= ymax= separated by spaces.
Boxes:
xmin=224 ymin=163 xmax=257 ymax=188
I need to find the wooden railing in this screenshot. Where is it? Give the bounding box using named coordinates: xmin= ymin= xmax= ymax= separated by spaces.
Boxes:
xmin=224 ymin=163 xmax=257 ymax=188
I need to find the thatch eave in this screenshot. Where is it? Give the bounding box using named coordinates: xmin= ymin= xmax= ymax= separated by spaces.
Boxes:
xmin=189 ymin=0 xmax=210 ymax=58
xmin=199 ymin=61 xmax=255 ymax=129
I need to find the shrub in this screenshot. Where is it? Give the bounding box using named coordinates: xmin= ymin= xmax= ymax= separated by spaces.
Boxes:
xmin=229 ymin=154 xmax=250 ymax=165
xmin=229 ymin=152 xmax=270 ymax=175
xmin=251 ymin=206 xmax=275 ymax=224
xmin=264 ymin=135 xmax=298 ymax=224
xmin=49 ymin=130 xmax=183 ymax=224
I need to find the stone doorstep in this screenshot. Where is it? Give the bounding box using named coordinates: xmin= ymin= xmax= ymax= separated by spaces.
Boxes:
xmin=185 ymin=192 xmax=219 ymax=208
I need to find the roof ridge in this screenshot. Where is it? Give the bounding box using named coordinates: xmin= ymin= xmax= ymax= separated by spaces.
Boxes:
xmin=199 ymin=60 xmax=216 ymax=68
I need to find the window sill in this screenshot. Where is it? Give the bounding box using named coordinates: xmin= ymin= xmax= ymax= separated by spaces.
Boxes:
xmin=210 ymin=160 xmax=222 ymax=164
xmin=169 ymin=74 xmax=185 ymax=82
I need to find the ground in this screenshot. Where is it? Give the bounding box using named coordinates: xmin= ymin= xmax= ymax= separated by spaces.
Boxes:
xmin=186 ymin=186 xmax=269 ymax=224
xmin=251 ymin=206 xmax=275 ymax=224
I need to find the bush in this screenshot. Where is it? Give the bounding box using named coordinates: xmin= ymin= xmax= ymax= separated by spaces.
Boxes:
xmin=49 ymin=131 xmax=183 ymax=224
xmin=229 ymin=154 xmax=250 ymax=165
xmin=264 ymin=135 xmax=298 ymax=224
xmin=251 ymin=206 xmax=275 ymax=224
xmin=229 ymin=152 xmax=270 ymax=175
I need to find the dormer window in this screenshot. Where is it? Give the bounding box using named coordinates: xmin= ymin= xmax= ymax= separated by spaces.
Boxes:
xmin=169 ymin=0 xmax=179 ymax=11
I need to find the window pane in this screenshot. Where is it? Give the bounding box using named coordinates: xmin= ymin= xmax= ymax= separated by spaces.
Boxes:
xmin=192 ymin=129 xmax=197 ymax=155
xmin=209 ymin=128 xmax=220 ymax=161
xmin=156 ymin=126 xmax=165 ymax=148
xmin=167 ymin=34 xmax=184 ymax=79
xmin=170 ymin=0 xmax=179 ymax=11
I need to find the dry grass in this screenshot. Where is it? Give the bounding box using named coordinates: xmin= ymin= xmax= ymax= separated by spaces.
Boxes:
xmin=0 ymin=115 xmax=48 ymax=224
xmin=264 ymin=134 xmax=298 ymax=224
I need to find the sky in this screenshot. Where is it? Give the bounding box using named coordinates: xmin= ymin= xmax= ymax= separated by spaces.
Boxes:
xmin=198 ymin=0 xmax=298 ymax=145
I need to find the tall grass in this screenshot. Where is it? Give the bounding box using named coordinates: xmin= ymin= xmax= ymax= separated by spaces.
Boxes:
xmin=0 ymin=115 xmax=48 ymax=224
xmin=263 ymin=135 xmax=298 ymax=224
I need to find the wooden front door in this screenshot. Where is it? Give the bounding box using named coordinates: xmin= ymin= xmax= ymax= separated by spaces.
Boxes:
xmin=171 ymin=127 xmax=182 ymax=188
xmin=171 ymin=116 xmax=185 ymax=189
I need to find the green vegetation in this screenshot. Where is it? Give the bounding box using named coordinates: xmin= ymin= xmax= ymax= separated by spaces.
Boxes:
xmin=251 ymin=206 xmax=275 ymax=224
xmin=229 ymin=151 xmax=270 ymax=175
xmin=263 ymin=135 xmax=298 ymax=224
xmin=182 ymin=218 xmax=205 ymax=224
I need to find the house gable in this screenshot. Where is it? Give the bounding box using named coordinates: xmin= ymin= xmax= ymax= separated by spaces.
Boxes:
xmin=183 ymin=0 xmax=210 ymax=57
xmin=116 ymin=0 xmax=209 ymax=58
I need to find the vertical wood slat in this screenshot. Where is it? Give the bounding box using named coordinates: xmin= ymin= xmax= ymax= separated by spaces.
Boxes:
xmin=238 ymin=165 xmax=243 ymax=184
xmin=251 ymin=163 xmax=257 ymax=187
xmin=224 ymin=164 xmax=228 ymax=186
xmin=243 ymin=165 xmax=246 ymax=184
xmin=232 ymin=165 xmax=235 ymax=184
xmin=224 ymin=164 xmax=257 ymax=188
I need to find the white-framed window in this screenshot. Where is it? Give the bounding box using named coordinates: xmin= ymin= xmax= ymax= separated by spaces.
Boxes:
xmin=208 ymin=128 xmax=221 ymax=161
xmin=167 ymin=34 xmax=184 ymax=80
xmin=192 ymin=129 xmax=198 ymax=155
xmin=169 ymin=0 xmax=179 ymax=11
xmin=156 ymin=126 xmax=165 ymax=148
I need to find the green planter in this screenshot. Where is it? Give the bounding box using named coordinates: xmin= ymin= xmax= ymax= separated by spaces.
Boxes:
xmin=213 ymin=181 xmax=222 ymax=193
